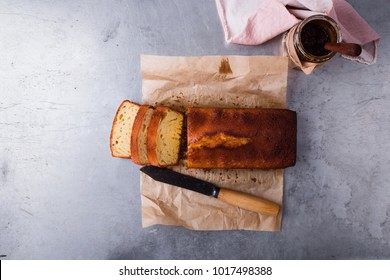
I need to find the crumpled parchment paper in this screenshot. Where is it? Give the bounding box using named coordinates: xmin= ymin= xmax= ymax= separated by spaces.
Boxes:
xmin=140 ymin=55 xmax=288 ymax=231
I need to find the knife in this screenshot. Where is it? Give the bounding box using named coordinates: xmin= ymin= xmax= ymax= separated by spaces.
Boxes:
xmin=140 ymin=165 xmax=280 ymax=216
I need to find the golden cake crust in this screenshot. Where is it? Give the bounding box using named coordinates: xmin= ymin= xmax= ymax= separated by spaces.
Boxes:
xmin=130 ymin=105 xmax=153 ymax=165
xmin=146 ymin=106 xmax=165 ymax=166
xmin=187 ymin=107 xmax=297 ymax=169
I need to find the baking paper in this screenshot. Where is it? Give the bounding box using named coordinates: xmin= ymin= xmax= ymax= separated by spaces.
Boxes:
xmin=140 ymin=55 xmax=288 ymax=231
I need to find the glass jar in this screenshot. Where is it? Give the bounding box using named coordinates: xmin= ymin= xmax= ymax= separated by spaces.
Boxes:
xmin=286 ymin=15 xmax=342 ymax=64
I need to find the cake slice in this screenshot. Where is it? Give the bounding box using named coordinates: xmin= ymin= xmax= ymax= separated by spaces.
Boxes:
xmin=110 ymin=100 xmax=140 ymax=158
xmin=130 ymin=105 xmax=154 ymax=165
xmin=146 ymin=106 xmax=184 ymax=167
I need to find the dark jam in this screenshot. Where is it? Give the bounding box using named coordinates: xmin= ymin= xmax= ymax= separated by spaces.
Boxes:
xmin=301 ymin=22 xmax=331 ymax=56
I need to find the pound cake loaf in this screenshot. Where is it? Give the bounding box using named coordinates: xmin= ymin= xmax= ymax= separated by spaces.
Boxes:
xmin=110 ymin=100 xmax=140 ymax=158
xmin=146 ymin=106 xmax=184 ymax=167
xmin=187 ymin=107 xmax=297 ymax=169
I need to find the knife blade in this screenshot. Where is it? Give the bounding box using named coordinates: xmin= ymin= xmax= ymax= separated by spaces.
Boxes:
xmin=140 ymin=165 xmax=280 ymax=216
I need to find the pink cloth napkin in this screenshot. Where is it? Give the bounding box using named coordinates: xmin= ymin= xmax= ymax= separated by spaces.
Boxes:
xmin=216 ymin=0 xmax=380 ymax=65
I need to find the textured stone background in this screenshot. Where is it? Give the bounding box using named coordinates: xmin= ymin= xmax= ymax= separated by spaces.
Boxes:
xmin=0 ymin=0 xmax=389 ymax=259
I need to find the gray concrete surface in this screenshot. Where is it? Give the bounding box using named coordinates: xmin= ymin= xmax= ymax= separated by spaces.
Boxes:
xmin=0 ymin=0 xmax=389 ymax=259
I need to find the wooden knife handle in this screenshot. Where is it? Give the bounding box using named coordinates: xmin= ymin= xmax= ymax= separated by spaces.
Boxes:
xmin=217 ymin=188 xmax=280 ymax=216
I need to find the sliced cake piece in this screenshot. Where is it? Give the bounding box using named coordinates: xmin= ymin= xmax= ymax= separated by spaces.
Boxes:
xmin=110 ymin=100 xmax=140 ymax=158
xmin=146 ymin=106 xmax=184 ymax=167
xmin=130 ymin=105 xmax=154 ymax=165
